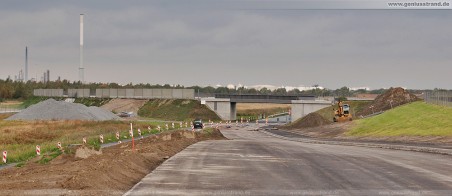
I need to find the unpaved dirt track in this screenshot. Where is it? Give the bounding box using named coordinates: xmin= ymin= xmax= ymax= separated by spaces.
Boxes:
xmin=101 ymin=99 xmax=148 ymax=114
xmin=126 ymin=126 xmax=452 ymax=196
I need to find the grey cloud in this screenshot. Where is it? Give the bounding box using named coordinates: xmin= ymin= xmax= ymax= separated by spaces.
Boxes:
xmin=0 ymin=1 xmax=451 ymax=89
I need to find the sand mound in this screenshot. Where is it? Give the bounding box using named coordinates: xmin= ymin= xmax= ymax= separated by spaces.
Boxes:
xmin=285 ymin=112 xmax=331 ymax=129
xmin=6 ymin=99 xmax=119 ymax=121
xmin=357 ymin=87 xmax=420 ymax=117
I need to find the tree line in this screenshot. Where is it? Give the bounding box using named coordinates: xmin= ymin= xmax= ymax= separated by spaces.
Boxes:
xmin=0 ymin=78 xmax=429 ymax=101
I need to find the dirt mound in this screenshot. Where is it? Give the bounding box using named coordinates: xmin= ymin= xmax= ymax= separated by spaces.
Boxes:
xmin=285 ymin=112 xmax=331 ymax=129
xmin=357 ymin=87 xmax=420 ymax=117
xmin=6 ymin=99 xmax=119 ymax=121
xmin=0 ymin=129 xmax=225 ymax=195
xmin=101 ymin=99 xmax=148 ymax=115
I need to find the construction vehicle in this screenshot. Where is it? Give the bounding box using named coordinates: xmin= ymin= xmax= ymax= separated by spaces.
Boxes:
xmin=333 ymin=100 xmax=353 ymax=122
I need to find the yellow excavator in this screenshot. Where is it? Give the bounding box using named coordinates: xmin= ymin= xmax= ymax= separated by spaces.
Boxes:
xmin=333 ymin=100 xmax=353 ymax=122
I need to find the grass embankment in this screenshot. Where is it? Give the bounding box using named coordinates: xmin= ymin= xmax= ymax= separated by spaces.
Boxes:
xmin=0 ymin=120 xmax=185 ymax=165
xmin=237 ymin=103 xmax=290 ymax=119
xmin=315 ymin=101 xmax=371 ymax=122
xmin=138 ymin=99 xmax=220 ymax=121
xmin=348 ymin=102 xmax=452 ymax=137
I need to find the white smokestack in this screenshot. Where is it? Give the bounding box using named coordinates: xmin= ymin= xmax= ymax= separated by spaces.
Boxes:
xmin=25 ymin=46 xmax=28 ymax=82
xmin=79 ymin=14 xmax=84 ymax=83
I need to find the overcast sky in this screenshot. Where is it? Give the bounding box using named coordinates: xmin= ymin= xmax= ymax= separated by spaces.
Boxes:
xmin=1 ymin=0 xmax=451 ymax=89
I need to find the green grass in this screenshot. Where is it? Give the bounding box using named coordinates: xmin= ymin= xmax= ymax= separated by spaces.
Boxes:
xmin=315 ymin=101 xmax=371 ymax=122
xmin=348 ymin=102 xmax=452 ymax=137
xmin=138 ymin=99 xmax=220 ymax=121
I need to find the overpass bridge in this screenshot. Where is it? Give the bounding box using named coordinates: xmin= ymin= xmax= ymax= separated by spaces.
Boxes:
xmin=202 ymin=94 xmax=332 ymax=122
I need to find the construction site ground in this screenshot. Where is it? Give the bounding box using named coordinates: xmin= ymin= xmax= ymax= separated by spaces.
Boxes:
xmin=0 ymin=129 xmax=225 ymax=195
xmin=101 ymin=99 xmax=148 ymax=115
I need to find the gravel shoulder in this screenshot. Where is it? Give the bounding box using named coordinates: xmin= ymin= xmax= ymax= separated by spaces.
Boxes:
xmin=280 ymin=122 xmax=452 ymax=146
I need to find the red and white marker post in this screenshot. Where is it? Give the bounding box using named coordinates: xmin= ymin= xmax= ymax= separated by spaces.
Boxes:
xmin=99 ymin=134 xmax=104 ymax=144
xmin=130 ymin=123 xmax=135 ymax=152
xmin=116 ymin=132 xmax=121 ymax=143
xmin=36 ymin=145 xmax=41 ymax=156
xmin=3 ymin=151 xmax=7 ymax=163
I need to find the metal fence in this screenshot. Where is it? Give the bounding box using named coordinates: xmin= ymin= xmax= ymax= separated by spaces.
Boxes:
xmin=424 ymin=91 xmax=452 ymax=107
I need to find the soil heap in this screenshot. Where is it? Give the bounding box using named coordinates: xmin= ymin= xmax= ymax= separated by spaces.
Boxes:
xmin=6 ymin=99 xmax=119 ymax=121
xmin=285 ymin=112 xmax=331 ymax=129
xmin=357 ymin=87 xmax=420 ymax=117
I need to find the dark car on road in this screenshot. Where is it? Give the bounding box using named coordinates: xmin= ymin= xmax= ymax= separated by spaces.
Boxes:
xmin=193 ymin=119 xmax=204 ymax=129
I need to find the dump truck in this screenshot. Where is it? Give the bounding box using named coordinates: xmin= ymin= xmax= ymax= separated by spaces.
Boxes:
xmin=333 ymin=100 xmax=353 ymax=122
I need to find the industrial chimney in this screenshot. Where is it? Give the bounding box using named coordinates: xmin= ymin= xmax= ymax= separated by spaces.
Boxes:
xmin=25 ymin=46 xmax=28 ymax=82
xmin=79 ymin=14 xmax=84 ymax=83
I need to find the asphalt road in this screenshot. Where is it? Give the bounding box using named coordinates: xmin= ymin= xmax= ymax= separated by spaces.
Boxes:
xmin=125 ymin=126 xmax=452 ymax=196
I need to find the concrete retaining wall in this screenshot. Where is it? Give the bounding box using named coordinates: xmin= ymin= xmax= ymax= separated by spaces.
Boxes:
xmin=33 ymin=89 xmax=63 ymax=97
xmin=33 ymin=89 xmax=195 ymax=99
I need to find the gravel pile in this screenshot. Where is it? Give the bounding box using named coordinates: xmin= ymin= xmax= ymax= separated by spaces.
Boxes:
xmin=6 ymin=99 xmax=119 ymax=121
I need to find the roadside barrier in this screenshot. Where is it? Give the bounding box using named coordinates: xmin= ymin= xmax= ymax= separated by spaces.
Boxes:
xmin=180 ymin=122 xmax=183 ymax=128
xmin=166 ymin=124 xmax=169 ymax=130
xmin=36 ymin=145 xmax=41 ymax=156
xmin=172 ymin=122 xmax=175 ymax=129
xmin=157 ymin=125 xmax=161 ymax=132
xmin=2 ymin=151 xmax=7 ymax=163
xmin=138 ymin=129 xmax=142 ymax=138
xmin=185 ymin=122 xmax=188 ymax=128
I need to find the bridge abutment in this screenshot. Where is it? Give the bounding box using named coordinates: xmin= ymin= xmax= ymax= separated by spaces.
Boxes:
xmin=203 ymin=98 xmax=237 ymax=120
xmin=290 ymin=100 xmax=332 ymax=121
